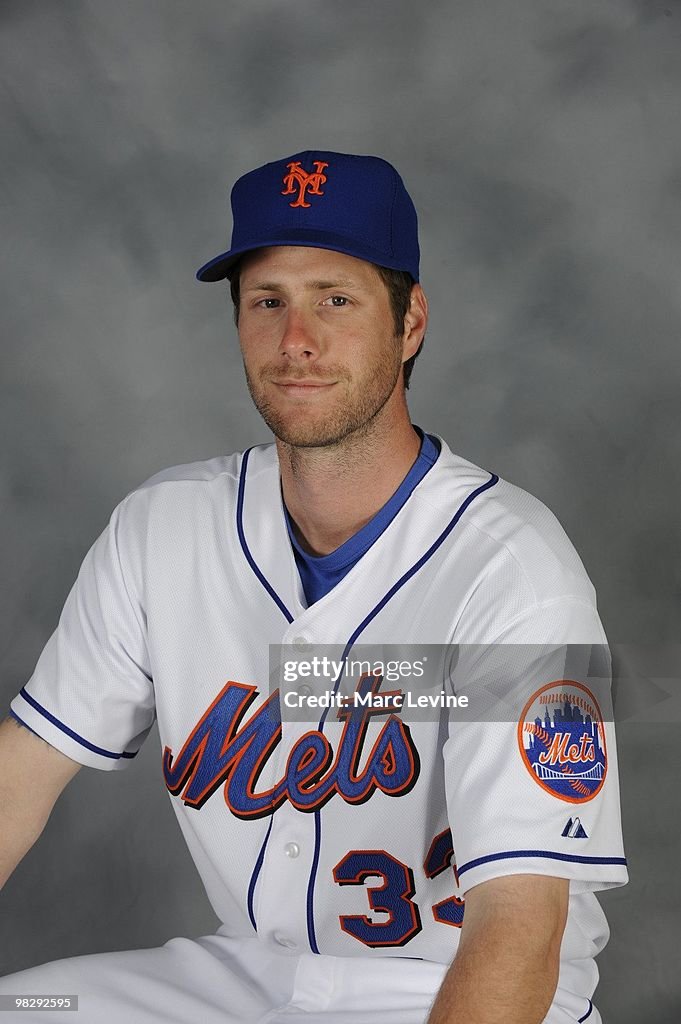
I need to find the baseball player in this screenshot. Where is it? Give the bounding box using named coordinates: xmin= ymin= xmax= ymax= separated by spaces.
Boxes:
xmin=0 ymin=150 xmax=627 ymax=1023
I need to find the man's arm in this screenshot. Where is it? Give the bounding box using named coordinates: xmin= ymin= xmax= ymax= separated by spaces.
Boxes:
xmin=426 ymin=874 xmax=569 ymax=1024
xmin=0 ymin=715 xmax=82 ymax=890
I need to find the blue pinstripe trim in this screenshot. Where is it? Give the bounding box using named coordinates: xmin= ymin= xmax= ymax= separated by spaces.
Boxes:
xmin=458 ymin=850 xmax=628 ymax=876
xmin=238 ymin=447 xmax=294 ymax=932
xmin=236 ymin=447 xmax=294 ymax=625
xmin=247 ymin=814 xmax=274 ymax=932
xmin=307 ymin=800 xmax=324 ymax=952
xmin=18 ymin=688 xmax=137 ymax=760
xmin=347 ymin=473 xmax=500 ymax=647
xmin=306 ymin=471 xmax=500 ymax=953
xmin=578 ymin=1000 xmax=593 ymax=1022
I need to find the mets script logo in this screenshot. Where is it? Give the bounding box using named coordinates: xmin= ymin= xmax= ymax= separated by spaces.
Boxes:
xmin=162 ymin=674 xmax=419 ymax=819
xmin=281 ymin=160 xmax=329 ymax=208
xmin=518 ymin=681 xmax=607 ymax=803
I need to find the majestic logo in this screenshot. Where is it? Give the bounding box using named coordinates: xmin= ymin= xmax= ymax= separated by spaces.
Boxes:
xmin=162 ymin=673 xmax=420 ymax=818
xmin=518 ymin=681 xmax=607 ymax=803
xmin=562 ymin=816 xmax=588 ymax=838
xmin=281 ymin=160 xmax=329 ymax=208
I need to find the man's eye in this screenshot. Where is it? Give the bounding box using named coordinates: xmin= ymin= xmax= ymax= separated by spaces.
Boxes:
xmin=324 ymin=296 xmax=349 ymax=307
xmin=259 ymin=298 xmax=281 ymax=309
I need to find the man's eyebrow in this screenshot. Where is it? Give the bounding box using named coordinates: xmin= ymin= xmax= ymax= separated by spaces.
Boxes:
xmin=243 ymin=277 xmax=360 ymax=292
xmin=306 ymin=278 xmax=359 ymax=290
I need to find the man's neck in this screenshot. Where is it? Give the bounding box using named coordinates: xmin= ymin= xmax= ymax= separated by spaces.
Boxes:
xmin=277 ymin=414 xmax=422 ymax=557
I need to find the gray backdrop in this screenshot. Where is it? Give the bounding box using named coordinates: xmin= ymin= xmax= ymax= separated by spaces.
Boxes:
xmin=1 ymin=1 xmax=679 ymax=1021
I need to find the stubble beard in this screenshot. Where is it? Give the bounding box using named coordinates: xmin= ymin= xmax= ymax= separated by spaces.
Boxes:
xmin=243 ymin=347 xmax=404 ymax=450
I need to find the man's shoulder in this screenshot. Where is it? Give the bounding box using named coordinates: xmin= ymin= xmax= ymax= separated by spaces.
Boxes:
xmin=429 ymin=436 xmax=596 ymax=606
xmin=135 ymin=443 xmax=276 ymax=492
xmin=429 ymin=436 xmax=571 ymax=538
xmin=113 ymin=443 xmax=278 ymax=528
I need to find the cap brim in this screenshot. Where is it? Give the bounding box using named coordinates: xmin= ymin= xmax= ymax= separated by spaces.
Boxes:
xmin=195 ymin=229 xmax=418 ymax=283
xmin=195 ymin=250 xmax=242 ymax=282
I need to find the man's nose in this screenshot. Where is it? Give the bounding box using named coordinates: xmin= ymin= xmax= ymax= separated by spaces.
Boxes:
xmin=278 ymin=307 xmax=321 ymax=359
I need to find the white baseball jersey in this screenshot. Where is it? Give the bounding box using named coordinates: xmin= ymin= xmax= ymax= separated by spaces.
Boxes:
xmin=7 ymin=436 xmax=628 ymax=1023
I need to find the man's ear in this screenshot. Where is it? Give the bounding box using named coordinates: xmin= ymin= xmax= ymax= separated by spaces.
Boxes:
xmin=403 ymin=284 xmax=429 ymax=360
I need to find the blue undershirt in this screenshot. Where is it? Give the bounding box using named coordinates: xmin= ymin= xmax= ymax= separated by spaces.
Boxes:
xmin=283 ymin=426 xmax=441 ymax=606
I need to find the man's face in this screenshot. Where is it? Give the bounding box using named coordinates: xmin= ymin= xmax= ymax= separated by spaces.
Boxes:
xmin=236 ymin=246 xmax=409 ymax=448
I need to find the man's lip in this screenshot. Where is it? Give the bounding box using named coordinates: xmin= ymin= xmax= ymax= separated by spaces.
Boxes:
xmin=271 ymin=379 xmax=337 ymax=387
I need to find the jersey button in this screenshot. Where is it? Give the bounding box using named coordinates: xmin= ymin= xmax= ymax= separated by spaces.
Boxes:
xmin=284 ymin=842 xmax=300 ymax=859
xmin=274 ymin=932 xmax=297 ymax=950
xmin=292 ymin=635 xmax=309 ymax=650
xmin=297 ymin=684 xmax=312 ymax=698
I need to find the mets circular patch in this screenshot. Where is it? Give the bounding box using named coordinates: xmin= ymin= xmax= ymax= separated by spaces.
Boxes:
xmin=517 ymin=681 xmax=607 ymax=803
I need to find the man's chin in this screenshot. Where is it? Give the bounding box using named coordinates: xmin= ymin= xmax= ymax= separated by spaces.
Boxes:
xmin=269 ymin=424 xmax=355 ymax=449
xmin=251 ymin=383 xmax=398 ymax=450
xmin=261 ymin=410 xmax=365 ymax=449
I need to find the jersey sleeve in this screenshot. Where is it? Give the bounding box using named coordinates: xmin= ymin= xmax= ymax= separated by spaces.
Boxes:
xmin=9 ymin=493 xmax=155 ymax=770
xmin=445 ymin=599 xmax=628 ymax=896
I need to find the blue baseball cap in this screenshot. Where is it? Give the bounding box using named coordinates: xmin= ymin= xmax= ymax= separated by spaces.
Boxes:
xmin=195 ymin=150 xmax=420 ymax=282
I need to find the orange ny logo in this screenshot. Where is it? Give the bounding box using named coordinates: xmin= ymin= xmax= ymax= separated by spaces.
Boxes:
xmin=281 ymin=160 xmax=329 ymax=208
